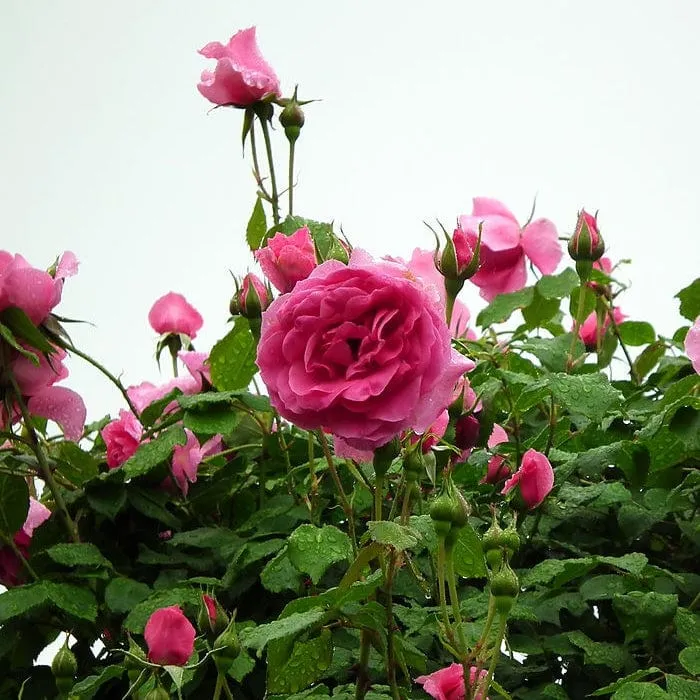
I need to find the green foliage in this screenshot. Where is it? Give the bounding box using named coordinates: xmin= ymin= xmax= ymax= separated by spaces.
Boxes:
xmin=209 ymin=316 xmax=258 ymax=391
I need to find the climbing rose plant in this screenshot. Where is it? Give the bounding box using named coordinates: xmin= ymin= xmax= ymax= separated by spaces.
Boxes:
xmin=1 ymin=25 xmax=700 ymax=700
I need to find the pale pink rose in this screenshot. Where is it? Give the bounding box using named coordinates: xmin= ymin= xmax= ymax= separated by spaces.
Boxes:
xmin=0 ymin=497 xmax=51 ymax=587
xmin=144 ymin=606 xmax=196 ymax=666
xmin=197 ymin=27 xmax=281 ymax=107
xmin=686 ymin=316 xmax=700 ymax=374
xmin=459 ymin=197 xmax=562 ymax=301
xmin=577 ymin=306 xmax=626 ymax=350
xmin=127 ymin=351 xmax=211 ymax=414
xmin=502 ymin=448 xmax=554 ymax=509
xmin=0 ymin=251 xmax=77 ymax=325
xmin=170 ymin=429 xmax=223 ymax=495
xmin=255 ymin=227 xmax=317 ymax=293
xmin=257 ymin=249 xmax=473 ymax=451
xmin=482 ymin=424 xmax=511 ymax=484
xmin=11 ymin=347 xmax=69 ymax=396
xmin=101 ymin=410 xmax=143 ymax=469
xmin=416 ymin=662 xmax=489 ymax=700
xmin=148 ymin=292 xmax=203 ymax=339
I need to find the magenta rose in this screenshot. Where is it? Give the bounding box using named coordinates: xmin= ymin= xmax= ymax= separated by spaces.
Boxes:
xmin=197 ymin=27 xmax=281 ymax=107
xmin=148 ymin=292 xmax=203 ymax=339
xmin=459 ymin=197 xmax=562 ymax=301
xmin=255 ymin=226 xmax=317 ymax=293
xmin=257 ymin=249 xmax=472 ymax=452
xmin=416 ymin=662 xmax=489 ymax=700
xmin=502 ymin=448 xmax=554 ymax=509
xmin=686 ymin=316 xmax=700 ymax=374
xmin=144 ymin=606 xmax=196 ymax=666
xmin=101 ymin=410 xmax=143 ymax=469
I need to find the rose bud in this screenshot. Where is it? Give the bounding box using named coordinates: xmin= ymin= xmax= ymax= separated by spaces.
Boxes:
xmin=490 ymin=560 xmax=520 ymax=614
xmin=232 ymin=273 xmax=272 ymax=319
xmin=279 ymin=86 xmax=306 ymax=143
xmin=254 ymin=226 xmax=317 ymax=293
xmin=501 ymin=449 xmax=554 ymax=510
xmin=144 ymin=606 xmax=196 ymax=666
xmin=454 ymin=414 xmax=480 ymax=452
xmin=568 ymin=209 xmax=605 ymax=263
xmin=51 ymin=642 xmax=77 ymax=695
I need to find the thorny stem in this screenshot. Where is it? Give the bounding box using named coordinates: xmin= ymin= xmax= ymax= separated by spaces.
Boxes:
xmin=478 ymin=614 xmax=508 ymax=699
xmin=258 ymin=117 xmax=280 ymax=225
xmin=568 ymin=283 xmax=588 ymax=371
xmin=604 ymin=299 xmax=640 ymax=384
xmin=317 ymin=430 xmax=357 ymax=555
xmin=354 ymin=630 xmax=372 ymax=700
xmin=170 ymin=350 xmax=179 ymax=378
xmin=249 ymin=121 xmax=272 ymax=203
xmin=288 ymin=139 xmax=296 ymax=216
xmin=385 ymin=553 xmax=401 ymax=700
xmin=436 ymin=538 xmax=452 ymax=635
xmin=464 ymin=595 xmax=496 ymax=669
xmin=374 ymin=475 xmax=384 ymax=522
xmin=446 ymin=547 xmax=468 ymax=654
xmin=307 ymin=433 xmax=320 ymax=523
xmin=8 ymin=374 xmax=80 ymax=543
xmin=400 ymin=481 xmax=415 ymax=524
xmin=213 ymin=674 xmax=224 ymax=700
xmin=60 ymin=341 xmax=140 ymax=418
xmin=500 ymin=380 xmax=522 ymax=463
xmin=0 ymin=532 xmax=38 ymax=581
xmin=544 ymin=393 xmax=556 ymax=457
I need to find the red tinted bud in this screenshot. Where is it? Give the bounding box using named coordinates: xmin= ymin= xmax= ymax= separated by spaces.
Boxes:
xmin=454 ymin=414 xmax=480 ymax=452
xmin=234 ymin=273 xmax=272 ymax=319
xmin=568 ymin=209 xmax=605 ymax=262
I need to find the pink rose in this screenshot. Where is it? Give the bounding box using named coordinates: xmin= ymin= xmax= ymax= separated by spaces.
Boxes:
xmin=101 ymin=410 xmax=143 ymax=469
xmin=411 ymin=409 xmax=450 ymax=453
xmin=148 ymin=292 xmax=203 ymax=339
xmin=0 ymin=251 xmax=77 ymax=325
xmin=5 ymin=345 xmax=86 ymax=442
xmin=170 ymin=429 xmax=223 ymax=495
xmin=686 ymin=316 xmax=700 ymax=374
xmin=0 ymin=497 xmax=51 ymax=588
xmin=482 ymin=424 xmax=511 ymax=484
xmin=459 ymin=197 xmax=562 ymax=301
xmin=255 ymin=227 xmax=317 ymax=293
xmin=502 ymin=448 xmax=554 ymax=509
xmin=127 ymin=351 xmax=211 ymax=414
xmin=454 ymin=414 xmax=480 ymax=459
xmin=202 ymin=594 xmax=218 ymax=627
xmin=197 ymin=27 xmax=281 ymax=107
xmin=577 ymin=306 xmax=626 ymax=350
xmin=568 ymin=209 xmax=604 ymax=262
xmin=144 ymin=606 xmax=196 ymax=666
xmin=257 ymin=249 xmax=473 ymax=452
xmin=416 ymin=662 xmax=488 ymax=700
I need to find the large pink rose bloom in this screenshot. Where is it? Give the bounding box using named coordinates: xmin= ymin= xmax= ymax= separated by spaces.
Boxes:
xmin=416 ymin=662 xmax=488 ymax=700
xmin=257 ymin=250 xmax=472 ymax=452
xmin=459 ymin=197 xmax=562 ymax=301
xmin=684 ymin=316 xmax=700 ymax=374
xmin=148 ymin=292 xmax=203 ymax=339
xmin=197 ymin=27 xmax=281 ymax=107
xmin=101 ymin=410 xmax=143 ymax=469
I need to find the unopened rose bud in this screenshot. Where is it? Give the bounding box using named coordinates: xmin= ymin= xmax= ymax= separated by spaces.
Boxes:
xmin=454 ymin=414 xmax=480 ymax=452
xmin=373 ymin=437 xmax=400 ymax=479
xmin=213 ymin=614 xmax=242 ymax=674
xmin=280 ymin=102 xmax=305 ymax=143
xmin=568 ymin=210 xmax=604 ymax=263
xmin=52 ymin=642 xmax=77 ymax=695
xmin=403 ymin=445 xmax=425 ymax=483
xmin=234 ymin=273 xmax=272 ymax=320
xmin=490 ymin=561 xmax=519 ymax=613
xmin=199 ymin=594 xmax=229 ymax=637
xmin=144 ymin=687 xmax=170 ymax=700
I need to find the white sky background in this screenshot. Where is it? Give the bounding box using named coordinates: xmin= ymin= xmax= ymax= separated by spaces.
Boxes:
xmin=2 ymin=0 xmax=700 ymax=422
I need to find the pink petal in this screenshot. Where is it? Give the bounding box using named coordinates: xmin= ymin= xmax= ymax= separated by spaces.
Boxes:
xmin=520 ymin=218 xmax=562 ymax=275
xmin=23 ymin=497 xmax=51 ymax=537
xmin=685 ymin=316 xmax=700 ymax=374
xmin=471 ymin=197 xmax=519 ymax=222
xmin=27 ymin=386 xmax=86 ymax=441
xmin=459 ymin=214 xmax=521 ymax=252
xmin=55 ymin=252 xmax=79 ymax=280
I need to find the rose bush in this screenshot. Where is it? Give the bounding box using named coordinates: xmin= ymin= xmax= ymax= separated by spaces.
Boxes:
xmin=0 ymin=24 xmax=699 ymax=700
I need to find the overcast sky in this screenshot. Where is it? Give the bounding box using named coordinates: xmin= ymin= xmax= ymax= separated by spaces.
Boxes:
xmin=2 ymin=0 xmax=699 ymax=421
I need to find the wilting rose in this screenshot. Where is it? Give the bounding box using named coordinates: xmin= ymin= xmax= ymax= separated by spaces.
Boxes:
xmin=144 ymin=606 xmax=196 ymax=666
xmin=257 ymin=249 xmax=472 ymax=452
xmin=255 ymin=227 xmax=317 ymax=293
xmin=459 ymin=197 xmax=561 ymax=301
xmin=686 ymin=316 xmax=700 ymax=374
xmin=416 ymin=662 xmax=489 ymax=700
xmin=148 ymin=292 xmax=203 ymax=339
xmin=170 ymin=429 xmax=223 ymax=495
xmin=101 ymin=410 xmax=143 ymax=468
xmin=502 ymin=448 xmax=554 ymax=509
xmin=197 ymin=27 xmax=281 ymax=107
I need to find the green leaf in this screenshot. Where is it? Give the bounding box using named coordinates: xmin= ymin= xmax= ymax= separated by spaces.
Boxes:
xmin=288 ymin=524 xmax=353 ymax=584
xmin=246 ymin=197 xmax=268 ymax=250
xmin=676 ymin=278 xmax=700 ymax=321
xmin=0 ymin=322 xmax=40 ymax=364
xmin=69 ymin=665 xmax=124 ymax=698
xmin=537 ymin=268 xmax=580 ymax=299
xmin=139 ymin=388 xmax=183 ymax=428
xmin=184 ymin=406 xmax=241 ymax=435
xmin=122 ymin=426 xmax=186 ymax=478
xmin=634 ymin=341 xmax=666 ymax=380
xmin=452 ymin=523 xmax=487 ymax=578
xmin=261 ymin=548 xmax=304 ymax=593
xmin=580 ymin=575 xmax=630 ymax=601
xmin=522 ymin=334 xmax=584 ymax=373
xmin=477 ymin=287 xmax=534 ymax=327
xmin=46 ymin=543 xmax=112 ymax=568
xmin=676 ymin=608 xmax=700 ymax=646
xmin=0 ymin=307 xmax=54 ymax=354
xmin=45 ymin=582 xmax=97 ymax=621
xmin=177 ymin=391 xmax=243 ymax=409
xmin=591 ymin=668 xmax=662 ymax=696
xmin=569 ymin=285 xmax=597 ymax=320
xmin=617 ymin=321 xmax=656 ymax=346
xmin=0 ymin=583 xmax=49 ymax=623
xmin=57 ymin=441 xmax=99 ymax=485
xmin=0 ymin=473 xmax=30 ymax=537
xmin=612 ymin=592 xmax=678 ymax=643
xmin=543 ymin=372 xmax=623 ymax=423
xmin=522 ymin=557 xmax=596 ymax=588
xmin=169 ymin=527 xmax=239 ymax=550
xmin=127 ymin=487 xmax=182 ymax=529
xmin=105 ymin=578 xmax=152 ymax=614
xmin=241 ymin=608 xmax=327 ymax=655
xmin=267 ymin=629 xmax=333 ymax=694
xmin=567 ymin=630 xmax=629 ymax=672
xmin=227 ymin=649 xmax=256 ymax=682
xmin=366 ymin=521 xmax=421 ymax=552
xmin=665 ymin=675 xmax=700 ymax=698
xmin=209 ymin=317 xmax=258 ymax=391
xmin=522 ymin=289 xmax=561 ymax=328
xmin=679 ymin=646 xmax=700 ymax=675
xmin=611 ymin=682 xmax=667 ymax=699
